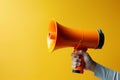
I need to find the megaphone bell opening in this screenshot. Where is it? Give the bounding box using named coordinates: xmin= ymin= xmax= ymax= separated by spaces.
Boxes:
xmin=49 ymin=32 xmax=56 ymax=40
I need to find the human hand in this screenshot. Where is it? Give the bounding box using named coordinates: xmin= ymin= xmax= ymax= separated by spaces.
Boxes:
xmin=72 ymin=50 xmax=97 ymax=72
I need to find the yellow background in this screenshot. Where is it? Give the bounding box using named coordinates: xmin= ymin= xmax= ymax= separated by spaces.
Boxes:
xmin=0 ymin=0 xmax=120 ymax=80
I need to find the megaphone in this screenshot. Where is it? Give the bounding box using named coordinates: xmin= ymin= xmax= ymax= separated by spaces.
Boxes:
xmin=47 ymin=20 xmax=104 ymax=73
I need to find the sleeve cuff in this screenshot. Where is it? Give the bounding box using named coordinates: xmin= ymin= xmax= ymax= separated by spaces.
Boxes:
xmin=94 ymin=63 xmax=105 ymax=79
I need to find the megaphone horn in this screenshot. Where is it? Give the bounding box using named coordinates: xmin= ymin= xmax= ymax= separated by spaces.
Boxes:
xmin=47 ymin=20 xmax=104 ymax=52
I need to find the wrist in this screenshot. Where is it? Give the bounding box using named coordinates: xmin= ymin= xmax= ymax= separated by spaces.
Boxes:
xmin=89 ymin=61 xmax=97 ymax=72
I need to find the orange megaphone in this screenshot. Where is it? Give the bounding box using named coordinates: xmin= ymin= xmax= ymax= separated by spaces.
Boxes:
xmin=47 ymin=20 xmax=104 ymax=73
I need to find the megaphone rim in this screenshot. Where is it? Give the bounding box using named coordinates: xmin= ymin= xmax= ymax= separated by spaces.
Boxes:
xmin=47 ymin=20 xmax=58 ymax=52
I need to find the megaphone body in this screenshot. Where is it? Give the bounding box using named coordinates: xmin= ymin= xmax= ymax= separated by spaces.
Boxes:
xmin=47 ymin=20 xmax=104 ymax=73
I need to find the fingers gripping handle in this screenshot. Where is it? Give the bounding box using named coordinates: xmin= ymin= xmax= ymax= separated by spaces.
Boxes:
xmin=72 ymin=52 xmax=85 ymax=73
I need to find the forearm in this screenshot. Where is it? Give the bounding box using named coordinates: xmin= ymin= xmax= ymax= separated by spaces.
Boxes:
xmin=94 ymin=63 xmax=120 ymax=80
